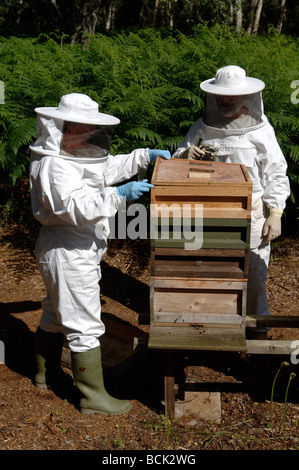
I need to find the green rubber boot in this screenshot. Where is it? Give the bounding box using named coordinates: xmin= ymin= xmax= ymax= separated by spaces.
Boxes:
xmin=71 ymin=346 xmax=132 ymax=415
xmin=35 ymin=327 xmax=73 ymax=390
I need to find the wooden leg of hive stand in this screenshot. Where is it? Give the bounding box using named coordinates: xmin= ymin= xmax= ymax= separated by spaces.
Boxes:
xmin=164 ymin=350 xmax=175 ymax=418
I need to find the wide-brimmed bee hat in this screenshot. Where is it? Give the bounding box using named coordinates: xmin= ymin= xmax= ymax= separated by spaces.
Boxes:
xmin=200 ymin=65 xmax=265 ymax=96
xmin=34 ymin=93 xmax=120 ymax=126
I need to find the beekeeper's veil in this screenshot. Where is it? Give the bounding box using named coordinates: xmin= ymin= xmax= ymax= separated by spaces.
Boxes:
xmin=30 ymin=93 xmax=120 ymax=158
xmin=200 ymin=66 xmax=265 ymax=129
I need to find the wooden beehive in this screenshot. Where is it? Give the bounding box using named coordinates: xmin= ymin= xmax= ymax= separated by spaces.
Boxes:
xmin=148 ymin=158 xmax=252 ymax=352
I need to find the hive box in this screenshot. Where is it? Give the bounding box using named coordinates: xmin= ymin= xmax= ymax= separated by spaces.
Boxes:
xmin=149 ymin=158 xmax=252 ymax=351
xmin=151 ymin=158 xmax=252 ymax=251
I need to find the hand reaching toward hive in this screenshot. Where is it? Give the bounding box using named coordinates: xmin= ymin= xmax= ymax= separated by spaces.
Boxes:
xmin=117 ymin=179 xmax=154 ymax=201
xmin=148 ymin=149 xmax=171 ymax=162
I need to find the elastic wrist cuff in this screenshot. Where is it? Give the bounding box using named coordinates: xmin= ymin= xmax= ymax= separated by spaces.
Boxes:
xmin=269 ymin=208 xmax=283 ymax=217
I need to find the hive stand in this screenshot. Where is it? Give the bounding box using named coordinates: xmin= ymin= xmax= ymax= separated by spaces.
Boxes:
xmin=148 ymin=158 xmax=299 ymax=417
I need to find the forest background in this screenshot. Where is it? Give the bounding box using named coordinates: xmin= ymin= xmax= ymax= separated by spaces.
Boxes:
xmin=0 ymin=0 xmax=298 ymax=234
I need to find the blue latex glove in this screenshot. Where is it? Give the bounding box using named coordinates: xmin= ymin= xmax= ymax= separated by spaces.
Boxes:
xmin=117 ymin=179 xmax=154 ymax=201
xmin=148 ymin=149 xmax=171 ymax=162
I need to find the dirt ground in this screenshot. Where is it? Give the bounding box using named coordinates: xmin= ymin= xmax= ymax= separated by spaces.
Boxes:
xmin=0 ymin=218 xmax=299 ymax=452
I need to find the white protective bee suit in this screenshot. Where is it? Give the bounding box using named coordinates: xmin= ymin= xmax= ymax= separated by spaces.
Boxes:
xmin=29 ymin=93 xmax=168 ymax=353
xmin=173 ymin=66 xmax=290 ymax=320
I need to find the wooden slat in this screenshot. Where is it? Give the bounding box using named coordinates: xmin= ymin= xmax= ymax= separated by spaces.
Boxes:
xmin=164 ymin=351 xmax=176 ymax=418
xmin=154 ymin=259 xmax=243 ymax=267
xmin=151 ymin=247 xmax=249 ymax=278
xmin=151 ymin=205 xmax=250 ymax=220
xmin=152 ymin=217 xmax=250 ymax=227
xmin=152 ymin=186 xmax=251 ymax=198
xmin=152 ymin=265 xmax=246 ymax=279
xmin=150 ymin=278 xmax=247 ymax=320
xmin=246 ymin=315 xmax=299 ymax=328
xmin=152 ymin=290 xmax=244 ymax=317
xmin=152 ymin=237 xmax=248 ymax=250
xmin=152 ymin=247 xmax=248 ymax=257
xmin=151 ymin=277 xmax=247 ymax=290
xmin=148 ymin=326 xmax=247 ymax=351
xmin=148 ymin=330 xmax=297 ymax=354
xmin=153 ymin=312 xmax=243 ymax=325
xmin=153 ymin=312 xmax=243 ymax=329
xmin=246 ymin=340 xmax=298 ymax=355
xmin=152 ymin=158 xmax=252 ymax=187
xmin=154 ymin=230 xmax=248 ymax=240
xmin=151 ymin=217 xmax=251 ymax=248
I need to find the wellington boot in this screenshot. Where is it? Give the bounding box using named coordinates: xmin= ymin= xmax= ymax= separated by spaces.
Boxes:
xmin=35 ymin=327 xmax=73 ymax=390
xmin=71 ymin=346 xmax=132 ymax=415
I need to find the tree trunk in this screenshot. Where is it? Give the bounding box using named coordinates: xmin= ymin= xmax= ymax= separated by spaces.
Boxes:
xmin=106 ymin=0 xmax=116 ymax=31
xmin=252 ymin=0 xmax=263 ymax=34
xmin=70 ymin=0 xmax=102 ymax=44
xmin=247 ymin=0 xmax=263 ymax=35
xmin=168 ymin=0 xmax=174 ymax=28
xmin=236 ymin=0 xmax=243 ymax=32
xmin=152 ymin=0 xmax=160 ymax=27
xmin=16 ymin=0 xmax=23 ymax=25
xmin=277 ymin=0 xmax=287 ymax=33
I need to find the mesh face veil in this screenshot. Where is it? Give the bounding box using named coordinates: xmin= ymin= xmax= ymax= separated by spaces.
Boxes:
xmin=30 ymin=93 xmax=120 ymax=158
xmin=61 ymin=121 xmax=113 ymax=158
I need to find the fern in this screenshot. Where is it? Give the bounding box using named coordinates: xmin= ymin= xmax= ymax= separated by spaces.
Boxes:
xmin=0 ymin=26 xmax=298 ymax=229
xmin=7 ymin=118 xmax=37 ymax=155
xmin=289 ymin=145 xmax=299 ymax=165
xmin=126 ymin=127 xmax=164 ymax=147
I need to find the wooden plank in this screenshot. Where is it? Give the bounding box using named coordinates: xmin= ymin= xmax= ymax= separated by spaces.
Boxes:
xmin=151 ymin=195 xmax=251 ymax=211
xmin=153 ymin=265 xmax=246 ymax=279
xmin=148 ymin=326 xmax=247 ymax=351
xmin=246 ymin=340 xmax=298 ymax=355
xmin=152 ymin=187 xmax=251 ymax=200
xmin=246 ymin=315 xmax=299 ymax=328
xmin=152 ymin=158 xmax=252 ymax=187
xmin=152 ymin=217 xmax=250 ymax=227
xmin=151 ymin=248 xmax=248 ymax=278
xmin=152 ymin=291 xmax=242 ymax=316
xmin=151 ymin=204 xmax=251 ymax=220
xmin=102 ymin=315 xmax=148 ymax=342
xmin=152 ymin=247 xmax=248 ymax=257
xmin=154 ymin=259 xmax=243 ymax=267
xmin=152 ymin=237 xmax=248 ymax=250
xmin=154 ymin=322 xmax=242 ymax=329
xmin=62 ymin=333 xmax=142 ymax=376
xmin=152 ymin=252 xmax=249 ymax=276
xmin=61 ymin=315 xmax=149 ymax=376
xmin=151 ymin=200 xmax=250 ymax=211
xmin=152 ymin=228 xmax=249 ymax=245
xmin=164 ymin=351 xmax=176 ymax=418
xmin=153 ymin=312 xmax=243 ymax=325
xmin=148 ymin=331 xmax=297 ymax=355
xmin=151 ymin=277 xmax=247 ymax=290
xmin=153 ymin=312 xmax=244 ymax=328
xmin=152 ymin=207 xmax=250 ymax=220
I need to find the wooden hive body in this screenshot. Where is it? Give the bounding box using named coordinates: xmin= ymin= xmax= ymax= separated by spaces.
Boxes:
xmin=149 ymin=158 xmax=253 ymax=352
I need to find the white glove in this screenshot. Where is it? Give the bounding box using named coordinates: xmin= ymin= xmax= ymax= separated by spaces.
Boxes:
xmin=180 ymin=146 xmax=205 ymax=160
xmin=262 ymin=208 xmax=283 ymax=242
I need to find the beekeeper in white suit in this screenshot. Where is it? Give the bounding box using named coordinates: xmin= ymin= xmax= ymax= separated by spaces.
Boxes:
xmin=173 ymin=66 xmax=290 ymax=337
xmin=29 ymin=93 xmax=170 ymax=415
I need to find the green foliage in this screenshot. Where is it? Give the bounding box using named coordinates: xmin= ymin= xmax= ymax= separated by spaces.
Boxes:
xmin=0 ymin=25 xmax=298 ymax=225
